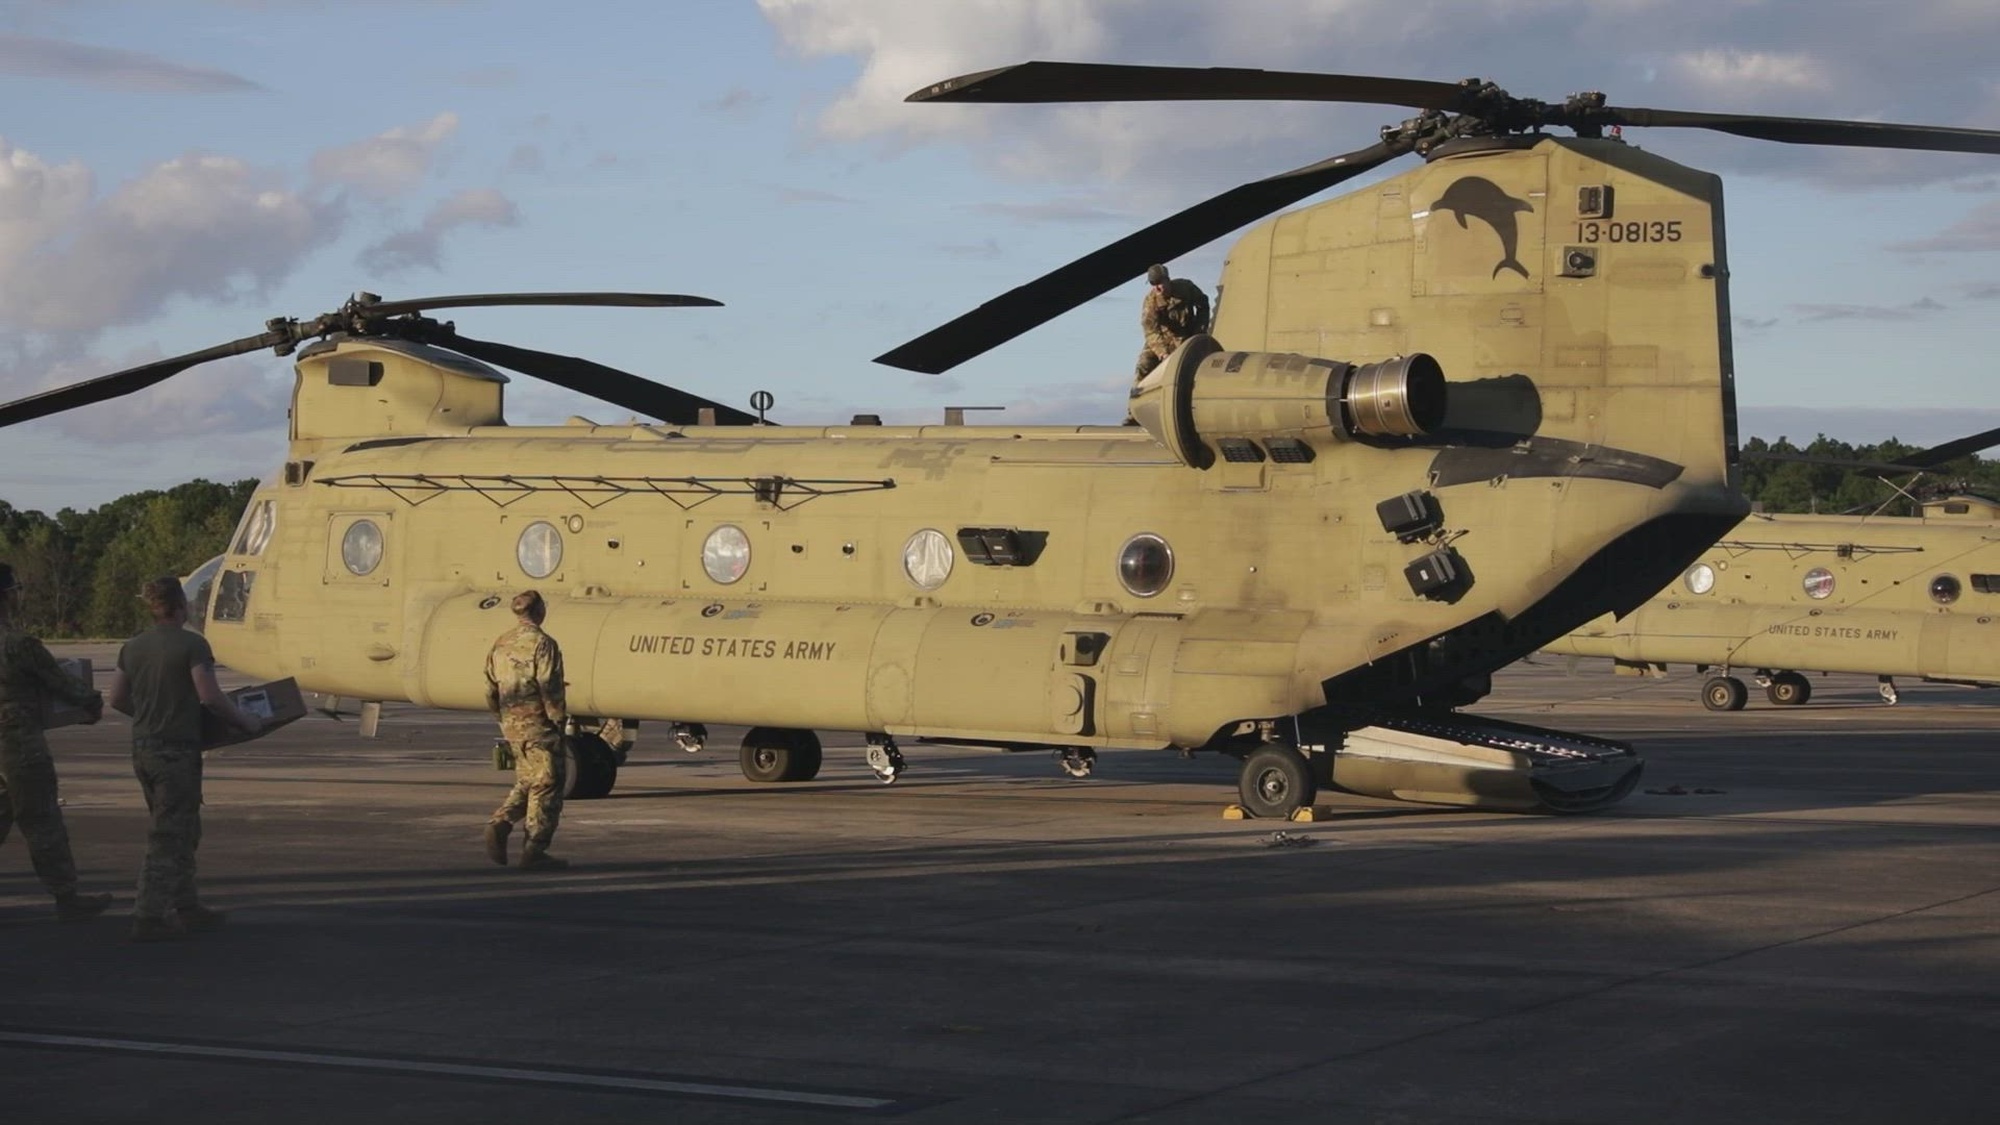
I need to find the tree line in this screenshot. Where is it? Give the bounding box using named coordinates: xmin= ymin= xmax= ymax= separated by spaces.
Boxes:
xmin=1 ymin=435 xmax=1994 ymax=638
xmin=1738 ymin=435 xmax=2000 ymax=516
xmin=2 ymin=479 xmax=257 ymax=638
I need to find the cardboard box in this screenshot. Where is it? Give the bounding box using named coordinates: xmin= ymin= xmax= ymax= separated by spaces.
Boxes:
xmin=201 ymin=677 xmax=308 ymax=750
xmin=40 ymin=658 xmax=99 ymax=730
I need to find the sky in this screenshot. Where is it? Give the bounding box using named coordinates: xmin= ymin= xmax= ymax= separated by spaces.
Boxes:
xmin=1 ymin=0 xmax=1997 ymax=512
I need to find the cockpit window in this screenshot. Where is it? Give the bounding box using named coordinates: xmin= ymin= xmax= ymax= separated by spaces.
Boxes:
xmin=181 ymin=556 xmax=224 ymax=634
xmin=231 ymin=499 xmax=277 ymax=556
xmin=212 ymin=570 xmax=255 ymax=623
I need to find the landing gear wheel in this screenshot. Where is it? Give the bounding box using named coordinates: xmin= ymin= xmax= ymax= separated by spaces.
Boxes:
xmin=1236 ymin=744 xmax=1317 ymax=819
xmin=739 ymin=728 xmax=823 ymax=783
xmin=564 ymin=733 xmax=619 ymax=800
xmin=1767 ymin=671 xmax=1812 ymax=706
xmin=1056 ymin=747 xmax=1096 ymax=779
xmin=865 ymin=737 xmax=905 ymax=784
xmin=673 ymin=722 xmax=708 ymax=753
xmin=1701 ymin=676 xmax=1749 ymax=712
xmin=1879 ymin=678 xmax=1900 ymax=705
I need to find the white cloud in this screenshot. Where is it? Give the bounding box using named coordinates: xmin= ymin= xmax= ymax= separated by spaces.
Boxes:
xmin=1791 ymin=297 xmax=1948 ymax=321
xmin=358 ymin=187 xmax=519 ymax=275
xmin=0 ymin=33 xmax=261 ymax=93
xmin=1661 ymin=48 xmax=1833 ymax=97
xmin=309 ymin=112 xmax=460 ymax=199
xmin=702 ymin=88 xmax=771 ymax=118
xmin=504 ymin=143 xmax=545 ymax=174
xmin=0 ymin=137 xmax=338 ymax=336
xmin=760 ymin=0 xmax=2000 ymax=193
xmin=1888 ymin=199 xmax=2000 ymax=252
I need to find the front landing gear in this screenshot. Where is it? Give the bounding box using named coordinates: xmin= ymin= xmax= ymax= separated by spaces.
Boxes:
xmin=1878 ymin=676 xmax=1900 ymax=705
xmin=1236 ymin=744 xmax=1318 ymax=820
xmin=1702 ymin=675 xmax=1749 ymax=712
xmin=1055 ymin=747 xmax=1097 ymax=778
xmin=866 ymin=734 xmax=906 ymax=784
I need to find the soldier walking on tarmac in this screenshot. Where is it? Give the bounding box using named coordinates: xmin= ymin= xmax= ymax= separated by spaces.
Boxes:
xmin=483 ymin=590 xmax=570 ymax=871
xmin=109 ymin=576 xmax=262 ymax=942
xmin=0 ymin=561 xmax=114 ymax=923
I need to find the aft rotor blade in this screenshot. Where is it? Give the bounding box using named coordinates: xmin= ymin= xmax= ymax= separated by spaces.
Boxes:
xmin=909 ymin=61 xmax=1468 ymax=112
xmin=876 ymin=141 xmax=1403 ymax=374
xmin=1742 ymin=450 xmax=1926 ymax=474
xmin=362 ymin=292 xmax=723 ymax=318
xmin=1604 ymin=106 xmax=2000 ymax=155
xmin=431 ymin=328 xmax=760 ymax=426
xmin=0 ymin=329 xmax=288 ymax=429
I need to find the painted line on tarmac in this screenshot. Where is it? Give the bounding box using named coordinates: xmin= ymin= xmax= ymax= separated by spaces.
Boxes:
xmin=0 ymin=1030 xmax=908 ymax=1112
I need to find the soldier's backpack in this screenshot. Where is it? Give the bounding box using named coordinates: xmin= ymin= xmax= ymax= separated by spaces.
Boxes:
xmin=1163 ymin=279 xmax=1211 ymax=337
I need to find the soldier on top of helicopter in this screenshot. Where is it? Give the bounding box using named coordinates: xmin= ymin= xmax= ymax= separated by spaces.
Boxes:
xmin=1134 ymin=263 xmax=1211 ymax=383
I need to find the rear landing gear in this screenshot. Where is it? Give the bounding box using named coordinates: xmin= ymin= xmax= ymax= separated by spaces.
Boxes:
xmin=739 ymin=728 xmax=822 ymax=783
xmin=1236 ymin=744 xmax=1317 ymax=819
xmin=866 ymin=734 xmax=905 ymax=784
xmin=562 ymin=731 xmax=619 ymax=800
xmin=1056 ymin=747 xmax=1096 ymax=778
xmin=1878 ymin=677 xmax=1900 ymax=705
xmin=1767 ymin=671 xmax=1812 ymax=706
xmin=1702 ymin=675 xmax=1749 ymax=712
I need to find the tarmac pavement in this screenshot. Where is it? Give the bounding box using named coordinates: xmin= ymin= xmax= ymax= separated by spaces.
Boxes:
xmin=2 ymin=648 xmax=1995 ymax=1123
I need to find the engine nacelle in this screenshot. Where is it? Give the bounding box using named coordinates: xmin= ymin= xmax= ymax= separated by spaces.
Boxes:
xmin=1129 ymin=334 xmax=1447 ymax=469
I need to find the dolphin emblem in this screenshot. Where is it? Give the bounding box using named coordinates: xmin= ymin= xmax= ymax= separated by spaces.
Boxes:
xmin=1431 ymin=176 xmax=1535 ymax=279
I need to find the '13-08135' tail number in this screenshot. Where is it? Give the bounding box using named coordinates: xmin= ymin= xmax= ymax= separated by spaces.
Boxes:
xmin=1577 ymin=220 xmax=1683 ymax=243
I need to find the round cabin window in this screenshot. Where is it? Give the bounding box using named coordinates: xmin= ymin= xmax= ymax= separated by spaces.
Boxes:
xmin=1802 ymin=567 xmax=1835 ymax=600
xmin=902 ymin=528 xmax=954 ymax=591
xmin=1683 ymin=563 xmax=1715 ymax=595
xmin=517 ymin=521 xmax=563 ymax=580
xmin=341 ymin=519 xmax=383 ymax=576
xmin=1118 ymin=533 xmax=1174 ymax=598
xmin=1931 ymin=574 xmax=1962 ymax=605
xmin=702 ymin=525 xmax=752 ymax=585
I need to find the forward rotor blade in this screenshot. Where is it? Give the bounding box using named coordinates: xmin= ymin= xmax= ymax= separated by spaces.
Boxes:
xmin=0 ymin=329 xmax=287 ymax=429
xmin=909 ymin=61 xmax=1467 ymax=112
xmin=427 ymin=327 xmax=760 ymax=426
xmin=362 ymin=292 xmax=723 ymax=318
xmin=1604 ymin=107 xmax=2000 ymax=155
xmin=1898 ymin=425 xmax=2000 ymax=468
xmin=876 ymin=141 xmax=1402 ymax=374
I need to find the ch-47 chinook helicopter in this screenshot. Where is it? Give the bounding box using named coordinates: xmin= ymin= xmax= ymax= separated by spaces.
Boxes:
xmin=7 ymin=63 xmax=1996 ymax=819
xmin=1547 ymin=429 xmax=2000 ymax=710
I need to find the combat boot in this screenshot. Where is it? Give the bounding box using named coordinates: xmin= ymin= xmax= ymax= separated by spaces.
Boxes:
xmin=54 ymin=892 xmax=113 ymax=923
xmin=517 ymin=844 xmax=569 ymax=872
xmin=483 ymin=819 xmax=511 ymax=866
xmin=128 ymin=915 xmax=187 ymax=943
xmin=178 ymin=904 xmax=229 ymax=933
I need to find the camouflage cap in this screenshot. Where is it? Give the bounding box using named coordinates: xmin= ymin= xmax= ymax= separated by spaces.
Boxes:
xmin=1146 ymin=264 xmax=1170 ymax=285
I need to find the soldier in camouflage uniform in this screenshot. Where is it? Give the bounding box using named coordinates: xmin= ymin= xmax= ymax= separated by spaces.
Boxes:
xmin=110 ymin=576 xmax=261 ymax=942
xmin=483 ymin=590 xmax=570 ymax=871
xmin=0 ymin=561 xmax=114 ymax=923
xmin=1133 ymin=263 xmax=1212 ymax=383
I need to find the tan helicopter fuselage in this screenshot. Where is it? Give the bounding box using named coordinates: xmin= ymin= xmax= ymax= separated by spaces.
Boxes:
xmin=1549 ymin=499 xmax=2000 ymax=686
xmin=201 ymin=136 xmax=1745 ymax=759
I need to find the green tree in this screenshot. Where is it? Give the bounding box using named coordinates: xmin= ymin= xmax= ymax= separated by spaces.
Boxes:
xmin=1 ymin=479 xmax=255 ymax=638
